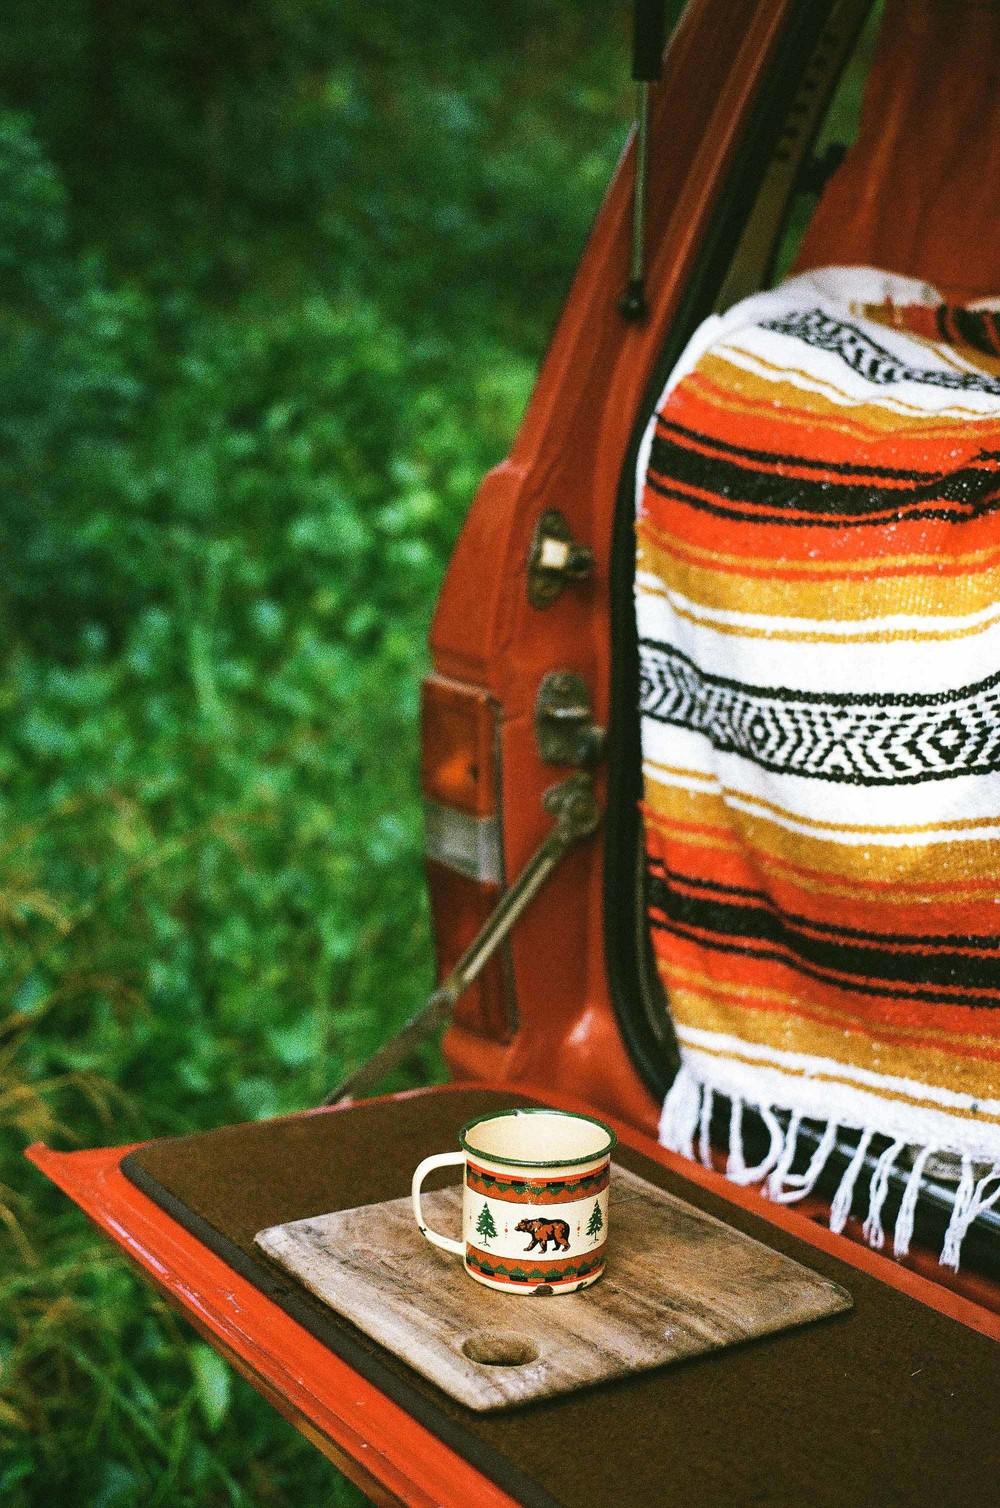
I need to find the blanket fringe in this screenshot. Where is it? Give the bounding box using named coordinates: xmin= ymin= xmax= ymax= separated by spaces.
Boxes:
xmin=659 ymin=1066 xmax=1000 ymax=1272
xmin=893 ymin=1144 xmax=931 ymax=1259
xmin=697 ymin=1084 xmax=714 ymax=1170
xmin=658 ymin=1065 xmax=700 ymax=1161
xmin=862 ymin=1138 xmax=904 ymax=1251
xmin=830 ymin=1128 xmax=873 ymax=1235
xmin=941 ymin=1164 xmax=1000 ymax=1271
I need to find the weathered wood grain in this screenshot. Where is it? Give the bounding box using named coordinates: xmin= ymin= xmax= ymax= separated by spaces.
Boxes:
xmin=254 ymin=1167 xmax=852 ymax=1412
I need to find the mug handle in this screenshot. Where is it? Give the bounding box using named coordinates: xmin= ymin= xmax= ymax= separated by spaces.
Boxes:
xmin=411 ymin=1151 xmax=465 ymax=1256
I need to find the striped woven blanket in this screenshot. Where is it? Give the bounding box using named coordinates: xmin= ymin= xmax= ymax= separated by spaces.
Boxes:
xmin=636 ymin=266 xmax=1000 ymax=1268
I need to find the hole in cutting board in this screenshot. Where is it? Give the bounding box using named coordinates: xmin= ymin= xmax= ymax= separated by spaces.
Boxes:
xmin=461 ymin=1331 xmax=540 ymax=1368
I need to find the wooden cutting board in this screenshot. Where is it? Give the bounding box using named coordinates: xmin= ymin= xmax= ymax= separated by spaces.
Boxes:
xmin=255 ymin=1166 xmax=852 ymax=1412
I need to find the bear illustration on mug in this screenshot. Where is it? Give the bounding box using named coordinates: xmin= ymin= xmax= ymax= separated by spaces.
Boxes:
xmin=515 ymin=1216 xmax=571 ymax=1253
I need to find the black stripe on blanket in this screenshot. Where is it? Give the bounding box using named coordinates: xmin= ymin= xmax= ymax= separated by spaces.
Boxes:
xmin=638 ymin=640 xmax=1000 ymax=785
xmin=646 ymin=870 xmax=1000 ymax=1006
xmin=649 ymin=860 xmax=1000 ymax=952
xmin=943 ymin=306 xmax=1000 ymax=358
xmin=646 ymin=436 xmax=1000 ymax=523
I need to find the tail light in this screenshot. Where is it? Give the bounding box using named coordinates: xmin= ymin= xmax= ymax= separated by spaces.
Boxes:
xmin=420 ymin=674 xmax=515 ymax=1040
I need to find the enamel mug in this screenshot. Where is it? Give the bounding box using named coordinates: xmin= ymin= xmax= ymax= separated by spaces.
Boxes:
xmin=411 ymin=1108 xmax=616 ymax=1294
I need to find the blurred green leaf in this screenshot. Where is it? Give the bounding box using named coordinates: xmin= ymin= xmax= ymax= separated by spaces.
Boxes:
xmin=189 ymin=1344 xmax=231 ymax=1435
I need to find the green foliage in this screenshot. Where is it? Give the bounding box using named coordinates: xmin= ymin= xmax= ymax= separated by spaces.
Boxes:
xmin=0 ymin=4 xmax=630 ymax=1503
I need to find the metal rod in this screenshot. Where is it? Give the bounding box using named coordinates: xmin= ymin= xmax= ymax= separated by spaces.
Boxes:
xmin=619 ymin=83 xmax=651 ymax=322
xmin=629 ymin=81 xmax=650 ymax=287
xmin=620 ymin=0 xmax=667 ymax=322
xmin=323 ymin=774 xmax=601 ymax=1104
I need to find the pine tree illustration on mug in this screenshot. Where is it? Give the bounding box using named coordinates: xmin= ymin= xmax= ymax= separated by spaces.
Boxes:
xmin=475 ymin=1202 xmax=498 ymax=1244
xmin=586 ymin=1201 xmax=604 ymax=1242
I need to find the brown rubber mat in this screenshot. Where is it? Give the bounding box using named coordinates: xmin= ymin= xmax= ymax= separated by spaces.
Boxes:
xmin=123 ymin=1088 xmax=999 ymax=1508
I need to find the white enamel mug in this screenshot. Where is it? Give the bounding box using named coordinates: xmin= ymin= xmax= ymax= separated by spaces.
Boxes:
xmin=411 ymin=1108 xmax=616 ymax=1294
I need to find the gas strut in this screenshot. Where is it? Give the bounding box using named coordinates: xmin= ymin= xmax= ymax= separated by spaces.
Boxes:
xmin=620 ymin=0 xmax=669 ymax=321
xmin=324 ymin=773 xmax=601 ymax=1104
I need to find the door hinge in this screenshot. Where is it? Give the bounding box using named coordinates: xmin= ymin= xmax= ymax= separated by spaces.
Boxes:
xmin=535 ymin=670 xmax=607 ymax=766
xmin=527 ymin=510 xmax=594 ymax=608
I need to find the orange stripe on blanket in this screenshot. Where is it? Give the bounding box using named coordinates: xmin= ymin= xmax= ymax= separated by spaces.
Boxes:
xmin=654 ymin=932 xmax=1000 ymax=1035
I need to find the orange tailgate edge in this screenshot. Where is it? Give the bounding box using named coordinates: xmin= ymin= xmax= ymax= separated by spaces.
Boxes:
xmin=26 ymin=1123 xmax=520 ymax=1508
xmin=27 ymin=1082 xmax=1000 ymax=1508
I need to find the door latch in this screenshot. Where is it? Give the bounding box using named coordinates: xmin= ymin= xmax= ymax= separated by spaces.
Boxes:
xmin=534 ymin=670 xmax=607 ymax=766
xmin=324 ymin=773 xmax=601 ymax=1104
xmin=527 ymin=510 xmax=594 ymax=608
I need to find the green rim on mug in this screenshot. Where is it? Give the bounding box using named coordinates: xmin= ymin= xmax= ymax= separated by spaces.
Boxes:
xmin=459 ymin=1107 xmax=617 ymax=1168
